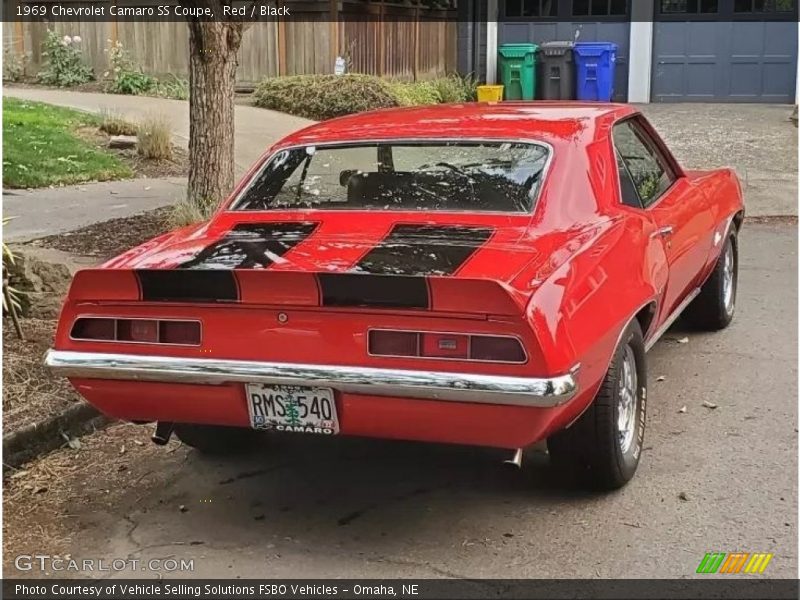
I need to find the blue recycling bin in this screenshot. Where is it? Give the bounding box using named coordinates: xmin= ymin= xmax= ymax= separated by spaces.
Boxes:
xmin=574 ymin=42 xmax=618 ymax=102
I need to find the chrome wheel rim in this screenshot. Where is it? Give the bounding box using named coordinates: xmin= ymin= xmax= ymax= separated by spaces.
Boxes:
xmin=722 ymin=241 xmax=735 ymax=314
xmin=617 ymin=345 xmax=638 ymax=454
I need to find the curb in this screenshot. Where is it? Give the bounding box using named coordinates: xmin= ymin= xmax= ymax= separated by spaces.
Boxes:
xmin=3 ymin=402 xmax=111 ymax=470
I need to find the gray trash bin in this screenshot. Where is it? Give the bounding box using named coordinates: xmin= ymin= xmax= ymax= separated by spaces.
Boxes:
xmin=540 ymin=41 xmax=576 ymax=100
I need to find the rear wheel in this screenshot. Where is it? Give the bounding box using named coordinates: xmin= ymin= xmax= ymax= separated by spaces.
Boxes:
xmin=683 ymin=229 xmax=738 ymax=331
xmin=173 ymin=424 xmax=260 ymax=455
xmin=547 ymin=320 xmax=647 ymax=490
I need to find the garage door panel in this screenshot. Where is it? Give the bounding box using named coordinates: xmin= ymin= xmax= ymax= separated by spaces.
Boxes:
xmin=763 ymin=22 xmax=797 ymax=55
xmin=653 ymin=19 xmax=797 ymax=102
xmin=763 ymin=63 xmax=796 ymax=96
xmin=730 ymin=22 xmax=764 ymax=55
xmin=729 ymin=62 xmax=763 ymax=96
xmin=686 ymin=62 xmax=718 ymax=97
xmin=686 ymin=23 xmax=720 ymax=55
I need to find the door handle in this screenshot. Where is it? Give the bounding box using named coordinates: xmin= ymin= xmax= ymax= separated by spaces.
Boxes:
xmin=650 ymin=226 xmax=674 ymax=239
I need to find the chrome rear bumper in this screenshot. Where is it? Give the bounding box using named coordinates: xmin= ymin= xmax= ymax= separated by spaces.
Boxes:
xmin=45 ymin=350 xmax=578 ymax=408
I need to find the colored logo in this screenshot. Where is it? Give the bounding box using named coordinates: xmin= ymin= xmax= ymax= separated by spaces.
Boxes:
xmin=697 ymin=552 xmax=773 ymax=574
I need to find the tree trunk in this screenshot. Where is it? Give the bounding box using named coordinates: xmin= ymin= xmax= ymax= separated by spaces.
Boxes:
xmin=187 ymin=19 xmax=244 ymax=210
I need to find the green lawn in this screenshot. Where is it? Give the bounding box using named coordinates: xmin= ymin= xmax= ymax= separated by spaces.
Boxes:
xmin=3 ymin=98 xmax=133 ymax=188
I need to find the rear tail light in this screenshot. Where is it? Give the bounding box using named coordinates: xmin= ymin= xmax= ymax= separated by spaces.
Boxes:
xmin=71 ymin=318 xmax=115 ymax=341
xmin=117 ymin=319 xmax=159 ymax=343
xmin=369 ymin=330 xmax=418 ymax=356
xmin=469 ymin=335 xmax=527 ymax=363
xmin=71 ymin=318 xmax=201 ymax=346
xmin=159 ymin=320 xmax=202 ymax=345
xmin=369 ymin=330 xmax=526 ymax=364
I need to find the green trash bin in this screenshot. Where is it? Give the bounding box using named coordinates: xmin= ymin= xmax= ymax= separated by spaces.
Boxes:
xmin=498 ymin=43 xmax=539 ymax=101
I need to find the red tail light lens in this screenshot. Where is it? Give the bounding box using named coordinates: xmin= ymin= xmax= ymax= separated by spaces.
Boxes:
xmin=470 ymin=335 xmax=526 ymax=363
xmin=369 ymin=330 xmax=418 ymax=356
xmin=71 ymin=318 xmax=201 ymax=346
xmin=71 ymin=318 xmax=115 ymax=341
xmin=160 ymin=320 xmax=201 ymax=345
xmin=421 ymin=333 xmax=468 ymax=359
xmin=369 ymin=330 xmax=526 ymax=363
xmin=117 ymin=319 xmax=159 ymax=343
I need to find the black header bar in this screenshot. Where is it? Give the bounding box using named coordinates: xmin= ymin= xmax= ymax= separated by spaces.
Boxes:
xmin=4 ymin=579 xmax=800 ymax=600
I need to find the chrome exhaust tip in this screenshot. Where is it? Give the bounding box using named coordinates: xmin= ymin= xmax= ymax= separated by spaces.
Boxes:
xmin=151 ymin=421 xmax=174 ymax=446
xmin=503 ymin=448 xmax=524 ymax=469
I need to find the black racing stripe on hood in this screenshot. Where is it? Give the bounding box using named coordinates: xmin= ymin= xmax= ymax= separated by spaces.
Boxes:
xmin=179 ymin=222 xmax=319 ymax=270
xmin=319 ymin=274 xmax=430 ymax=309
xmin=137 ymin=270 xmax=239 ymax=303
xmin=355 ymin=224 xmax=494 ymax=276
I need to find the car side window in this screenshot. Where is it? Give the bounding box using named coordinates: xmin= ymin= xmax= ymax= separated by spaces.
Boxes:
xmin=615 ymin=150 xmax=641 ymax=208
xmin=612 ymin=120 xmax=677 ymax=208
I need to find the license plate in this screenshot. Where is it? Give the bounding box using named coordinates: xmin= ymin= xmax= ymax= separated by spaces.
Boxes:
xmin=245 ymin=384 xmax=339 ymax=435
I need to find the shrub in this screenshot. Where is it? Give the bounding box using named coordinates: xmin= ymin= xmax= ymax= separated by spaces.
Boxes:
xmin=38 ymin=31 xmax=93 ymax=87
xmin=104 ymin=41 xmax=155 ymax=95
xmin=152 ymin=74 xmax=189 ymax=100
xmin=99 ymin=109 xmax=137 ymax=136
xmin=254 ymin=74 xmax=399 ymax=120
xmin=432 ymin=74 xmax=478 ymax=103
xmin=390 ymin=80 xmax=441 ymax=106
xmin=169 ymin=198 xmax=217 ymax=227
xmin=3 ymin=49 xmax=29 ymax=83
xmin=136 ymin=116 xmax=172 ymax=160
xmin=3 ymin=217 xmax=24 ymax=339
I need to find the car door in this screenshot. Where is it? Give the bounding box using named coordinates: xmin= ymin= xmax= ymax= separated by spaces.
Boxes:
xmin=613 ymin=117 xmax=714 ymax=321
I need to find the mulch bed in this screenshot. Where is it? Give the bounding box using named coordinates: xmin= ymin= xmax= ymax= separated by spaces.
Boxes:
xmin=3 ymin=422 xmax=188 ymax=568
xmin=2 ymin=318 xmax=83 ymax=433
xmin=76 ymin=126 xmax=188 ymax=180
xmin=29 ymin=206 xmax=172 ymax=260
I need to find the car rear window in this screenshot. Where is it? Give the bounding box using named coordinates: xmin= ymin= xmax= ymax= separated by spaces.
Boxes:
xmin=231 ymin=141 xmax=550 ymax=213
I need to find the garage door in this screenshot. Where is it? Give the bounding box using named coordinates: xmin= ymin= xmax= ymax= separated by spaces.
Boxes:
xmin=652 ymin=0 xmax=798 ymax=103
xmin=498 ymin=0 xmax=631 ymax=101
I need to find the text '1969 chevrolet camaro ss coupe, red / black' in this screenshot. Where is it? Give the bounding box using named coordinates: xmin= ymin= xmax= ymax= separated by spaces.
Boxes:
xmin=46 ymin=102 xmax=743 ymax=489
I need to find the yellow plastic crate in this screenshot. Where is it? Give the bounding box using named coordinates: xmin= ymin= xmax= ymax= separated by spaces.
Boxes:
xmin=477 ymin=85 xmax=504 ymax=102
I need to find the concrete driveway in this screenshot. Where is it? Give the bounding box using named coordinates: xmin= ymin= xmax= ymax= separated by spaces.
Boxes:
xmin=640 ymin=103 xmax=797 ymax=217
xmin=4 ymin=222 xmax=796 ymax=579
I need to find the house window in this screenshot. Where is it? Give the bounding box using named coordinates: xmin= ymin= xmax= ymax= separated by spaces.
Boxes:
xmin=571 ymin=0 xmax=628 ymax=16
xmin=661 ymin=0 xmax=719 ymax=13
xmin=504 ymin=0 xmax=557 ymax=17
xmin=734 ymin=0 xmax=795 ymax=12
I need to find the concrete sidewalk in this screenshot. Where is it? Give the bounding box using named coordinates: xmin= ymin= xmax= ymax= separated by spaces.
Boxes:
xmin=3 ymin=87 xmax=314 ymax=176
xmin=4 ymin=177 xmax=186 ymax=242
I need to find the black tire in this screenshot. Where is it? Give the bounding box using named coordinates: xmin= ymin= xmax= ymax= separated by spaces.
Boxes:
xmin=683 ymin=229 xmax=738 ymax=331
xmin=173 ymin=424 xmax=261 ymax=455
xmin=547 ymin=320 xmax=647 ymax=490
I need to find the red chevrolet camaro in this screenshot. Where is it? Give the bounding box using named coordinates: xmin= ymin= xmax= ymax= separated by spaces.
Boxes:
xmin=46 ymin=102 xmax=743 ymax=489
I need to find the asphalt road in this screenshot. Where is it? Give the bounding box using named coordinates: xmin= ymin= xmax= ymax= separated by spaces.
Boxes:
xmin=4 ymin=223 xmax=797 ymax=580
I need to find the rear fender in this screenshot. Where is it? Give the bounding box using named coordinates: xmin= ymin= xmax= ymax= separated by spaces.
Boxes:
xmin=691 ymin=168 xmax=745 ymax=283
xmin=523 ymin=216 xmax=661 ymax=432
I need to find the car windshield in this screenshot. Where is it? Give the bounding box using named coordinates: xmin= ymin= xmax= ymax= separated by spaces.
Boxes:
xmin=232 ymin=141 xmax=550 ymax=213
